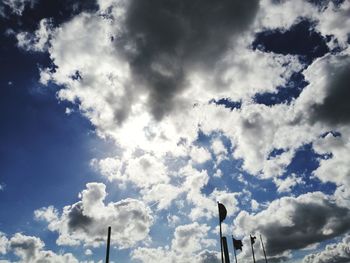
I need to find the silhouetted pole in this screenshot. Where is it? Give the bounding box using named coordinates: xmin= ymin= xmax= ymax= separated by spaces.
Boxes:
xmin=250 ymin=235 xmax=256 ymax=263
xmin=222 ymin=236 xmax=230 ymax=263
xmin=105 ymin=226 xmax=111 ymax=263
xmin=232 ymin=236 xmax=238 ymax=263
xmin=218 ymin=202 xmax=224 ymax=263
xmin=260 ymin=235 xmax=268 ymax=263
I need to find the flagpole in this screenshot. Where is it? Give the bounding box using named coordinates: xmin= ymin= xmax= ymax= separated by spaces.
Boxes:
xmin=232 ymin=236 xmax=238 ymax=263
xmin=260 ymin=235 xmax=268 ymax=263
xmin=250 ymin=235 xmax=256 ymax=263
xmin=105 ymin=226 xmax=111 ymax=263
xmin=218 ymin=202 xmax=224 ymax=263
xmin=222 ymin=236 xmax=230 ymax=263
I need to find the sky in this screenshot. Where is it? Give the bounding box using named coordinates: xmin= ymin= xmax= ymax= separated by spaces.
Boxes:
xmin=0 ymin=0 xmax=350 ymax=262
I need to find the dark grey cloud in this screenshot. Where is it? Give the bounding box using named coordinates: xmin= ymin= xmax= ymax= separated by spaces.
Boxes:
xmin=7 ymin=233 xmax=79 ymax=262
xmin=120 ymin=0 xmax=259 ymax=120
xmin=35 ymin=183 xmax=153 ymax=248
xmin=9 ymin=234 xmax=43 ymax=262
xmin=257 ymin=256 xmax=288 ymax=263
xmin=303 ymin=235 xmax=350 ymax=263
xmin=310 ymin=62 xmax=350 ymax=125
xmin=235 ymin=193 xmax=350 ymax=257
xmin=261 ymin=199 xmax=350 ymax=255
xmin=197 ymin=250 xmax=220 ymax=263
xmin=67 ymin=202 xmax=93 ymax=233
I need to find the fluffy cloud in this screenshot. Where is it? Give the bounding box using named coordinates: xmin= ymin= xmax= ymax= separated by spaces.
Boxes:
xmin=132 ymin=223 xmax=217 ymax=263
xmin=1 ymin=0 xmax=36 ymax=16
xmin=119 ymin=0 xmax=259 ymax=120
xmin=181 ymin=165 xmax=240 ymax=220
xmin=35 ymin=182 xmax=153 ymax=248
xmin=234 ymin=192 xmax=350 ymax=256
xmin=190 ymin=146 xmax=211 ymax=164
xmin=32 ymin=0 xmax=303 ymax=160
xmin=313 ymin=131 xmax=350 ymax=188
xmin=12 ymin=0 xmax=350 ymax=261
xmin=316 ymin=1 xmax=350 ymax=49
xmin=306 ymin=53 xmax=350 ymax=125
xmin=16 ymin=18 xmax=53 ymax=52
xmin=0 ymin=232 xmax=8 ymax=255
xmin=303 ymin=234 xmax=350 ymax=263
xmin=273 ymin=173 xmax=304 ymax=193
xmin=0 ymin=233 xmax=78 ymax=263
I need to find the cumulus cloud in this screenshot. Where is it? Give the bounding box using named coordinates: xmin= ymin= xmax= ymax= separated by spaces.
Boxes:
xmin=234 ymin=192 xmax=350 ymax=256
xmin=12 ymin=0 xmax=308 ymax=192
xmin=2 ymin=233 xmax=78 ymax=263
xmin=35 ymin=182 xmax=153 ymax=248
xmin=316 ymin=1 xmax=350 ymax=49
xmin=273 ymin=173 xmax=305 ymax=193
xmin=303 ymin=234 xmax=350 ymax=263
xmin=16 ymin=18 xmax=53 ymax=52
xmin=313 ymin=131 xmax=350 ymax=188
xmin=0 ymin=0 xmax=36 ymax=16
xmin=190 ymin=146 xmax=211 ymax=164
xmin=251 ymin=199 xmax=260 ymax=211
xmin=132 ymin=223 xmax=217 ymax=263
xmin=13 ymin=0 xmax=350 ymax=261
xmin=0 ymin=232 xmax=8 ymax=255
xmin=181 ymin=165 xmax=240 ymax=220
xmin=307 ymin=54 xmax=350 ymax=125
xmin=120 ymin=0 xmax=259 ymax=120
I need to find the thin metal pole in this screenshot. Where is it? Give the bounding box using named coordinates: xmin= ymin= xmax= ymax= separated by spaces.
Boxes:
xmin=222 ymin=236 xmax=230 ymax=263
xmin=218 ymin=202 xmax=224 ymax=263
xmin=232 ymin=236 xmax=238 ymax=263
xmin=260 ymin=234 xmax=268 ymax=263
xmin=250 ymin=235 xmax=256 ymax=263
xmin=105 ymin=226 xmax=111 ymax=263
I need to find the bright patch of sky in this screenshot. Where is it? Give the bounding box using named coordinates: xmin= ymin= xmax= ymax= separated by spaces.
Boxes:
xmin=0 ymin=0 xmax=350 ymax=262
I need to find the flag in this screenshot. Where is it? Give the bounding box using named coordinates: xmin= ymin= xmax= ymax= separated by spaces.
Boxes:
xmin=218 ymin=202 xmax=227 ymax=223
xmin=232 ymin=237 xmax=243 ymax=251
xmin=250 ymin=235 xmax=256 ymax=245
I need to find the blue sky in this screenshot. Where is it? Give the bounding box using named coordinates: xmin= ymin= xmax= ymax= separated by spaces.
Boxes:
xmin=0 ymin=0 xmax=350 ymax=262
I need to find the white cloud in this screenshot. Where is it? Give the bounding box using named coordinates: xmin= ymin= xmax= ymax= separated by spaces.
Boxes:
xmin=34 ymin=0 xmax=305 ymax=170
xmin=132 ymin=223 xmax=217 ymax=263
xmin=85 ymin=249 xmax=93 ymax=256
xmin=180 ymin=164 xmax=240 ymax=220
xmin=0 ymin=232 xmax=8 ymax=255
xmin=141 ymin=183 xmax=183 ymax=211
xmin=255 ymin=0 xmax=316 ymax=30
xmin=251 ymin=199 xmax=260 ymax=211
xmin=211 ymin=138 xmax=227 ymax=156
xmin=213 ymin=169 xmax=223 ymax=178
xmin=190 ymin=146 xmax=211 ymax=164
xmin=14 ymin=1 xmax=350 ymax=262
xmin=316 ymin=1 xmax=350 ymax=49
xmin=35 ymin=182 xmax=154 ymax=248
xmin=124 ymin=153 xmax=170 ymax=188
xmin=7 ymin=233 xmax=78 ymax=263
xmin=211 ymin=138 xmax=228 ymax=165
xmin=17 ymin=18 xmax=53 ymax=52
xmin=273 ymin=173 xmax=304 ymax=193
xmin=1 ymin=0 xmax=36 ymax=16
xmin=313 ymin=131 xmax=350 ymax=188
